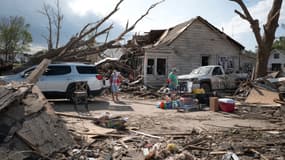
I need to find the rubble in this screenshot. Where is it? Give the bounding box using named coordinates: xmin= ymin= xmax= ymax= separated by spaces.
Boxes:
xmin=1 ymin=61 xmax=285 ymax=159
xmin=235 ymin=72 xmax=285 ymax=105
xmin=0 ymin=82 xmax=74 ymax=159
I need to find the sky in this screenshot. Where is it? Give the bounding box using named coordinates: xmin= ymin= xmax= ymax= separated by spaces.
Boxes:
xmin=0 ymin=0 xmax=284 ymax=54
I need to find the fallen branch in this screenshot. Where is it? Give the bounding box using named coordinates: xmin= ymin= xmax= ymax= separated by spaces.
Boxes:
xmin=26 ymin=59 xmax=51 ymax=84
xmin=55 ymin=112 xmax=98 ymax=121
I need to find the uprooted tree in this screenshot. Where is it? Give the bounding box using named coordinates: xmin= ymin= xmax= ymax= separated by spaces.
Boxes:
xmin=230 ymin=0 xmax=283 ymax=79
xmin=20 ymin=0 xmax=164 ymax=81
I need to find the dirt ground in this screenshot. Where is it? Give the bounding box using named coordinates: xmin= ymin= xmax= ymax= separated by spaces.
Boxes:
xmin=52 ymin=93 xmax=281 ymax=134
xmin=50 ymin=93 xmax=285 ymax=159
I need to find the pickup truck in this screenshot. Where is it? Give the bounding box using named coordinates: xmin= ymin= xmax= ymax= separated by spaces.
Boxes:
xmin=177 ymin=65 xmax=248 ymax=93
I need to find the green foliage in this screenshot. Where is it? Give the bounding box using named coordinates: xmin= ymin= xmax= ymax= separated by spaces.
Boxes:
xmin=272 ymin=37 xmax=285 ymax=50
xmin=0 ymin=16 xmax=32 ymax=62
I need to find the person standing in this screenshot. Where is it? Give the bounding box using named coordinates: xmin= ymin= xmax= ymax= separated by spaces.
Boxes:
xmin=168 ymin=68 xmax=178 ymax=98
xmin=110 ymin=69 xmax=123 ymax=102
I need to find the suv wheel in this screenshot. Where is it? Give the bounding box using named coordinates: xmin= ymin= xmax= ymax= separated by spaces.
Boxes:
xmin=67 ymin=84 xmax=76 ymax=102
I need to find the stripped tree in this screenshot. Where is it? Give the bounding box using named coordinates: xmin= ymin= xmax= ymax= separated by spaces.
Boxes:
xmin=19 ymin=0 xmax=164 ymax=82
xmin=230 ymin=0 xmax=283 ymax=78
xmin=39 ymin=0 xmax=63 ymax=51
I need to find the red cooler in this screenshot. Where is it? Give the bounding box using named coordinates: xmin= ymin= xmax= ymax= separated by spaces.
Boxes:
xmin=218 ymin=98 xmax=235 ymax=112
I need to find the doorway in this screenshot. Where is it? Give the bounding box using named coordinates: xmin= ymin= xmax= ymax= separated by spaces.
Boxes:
xmin=202 ymin=56 xmax=209 ymax=66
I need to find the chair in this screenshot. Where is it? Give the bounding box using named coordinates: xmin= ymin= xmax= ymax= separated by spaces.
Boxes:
xmin=73 ymin=81 xmax=88 ymax=111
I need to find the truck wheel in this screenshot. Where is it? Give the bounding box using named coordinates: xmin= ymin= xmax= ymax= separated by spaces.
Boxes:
xmin=201 ymin=83 xmax=211 ymax=93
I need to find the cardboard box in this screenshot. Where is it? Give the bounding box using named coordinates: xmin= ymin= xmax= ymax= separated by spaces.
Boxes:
xmin=210 ymin=97 xmax=219 ymax=112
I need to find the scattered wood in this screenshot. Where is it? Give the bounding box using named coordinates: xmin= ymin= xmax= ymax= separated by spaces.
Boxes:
xmin=245 ymin=86 xmax=280 ymax=105
xmin=55 ymin=112 xmax=99 ymax=121
xmin=129 ymin=130 xmax=162 ymax=139
xmin=0 ymin=83 xmax=32 ymax=111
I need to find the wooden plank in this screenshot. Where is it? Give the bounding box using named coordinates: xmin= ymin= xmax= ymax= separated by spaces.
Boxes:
xmin=55 ymin=112 xmax=99 ymax=121
xmin=0 ymin=85 xmax=30 ymax=111
xmin=245 ymin=87 xmax=280 ymax=105
xmin=129 ymin=130 xmax=162 ymax=139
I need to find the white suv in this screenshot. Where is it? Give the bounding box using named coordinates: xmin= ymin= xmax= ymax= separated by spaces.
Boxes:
xmin=0 ymin=62 xmax=105 ymax=100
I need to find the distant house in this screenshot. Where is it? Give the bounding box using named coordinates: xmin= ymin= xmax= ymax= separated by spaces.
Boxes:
xmin=138 ymin=16 xmax=253 ymax=87
xmin=268 ymin=49 xmax=285 ymax=72
xmin=15 ymin=53 xmax=31 ymax=63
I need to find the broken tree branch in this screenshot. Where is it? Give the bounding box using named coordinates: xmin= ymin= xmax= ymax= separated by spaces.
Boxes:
xmin=55 ymin=0 xmax=164 ymax=61
xmin=230 ymin=0 xmax=262 ymax=46
xmin=55 ymin=112 xmax=99 ymax=121
xmin=26 ymin=58 xmax=51 ymax=84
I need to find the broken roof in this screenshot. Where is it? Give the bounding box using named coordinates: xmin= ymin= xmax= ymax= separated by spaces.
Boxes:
xmin=154 ymin=16 xmax=244 ymax=49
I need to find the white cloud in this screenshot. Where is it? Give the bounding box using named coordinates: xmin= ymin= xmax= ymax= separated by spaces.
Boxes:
xmin=28 ymin=44 xmax=46 ymax=55
xmin=222 ymin=0 xmax=285 ymax=35
xmin=68 ymin=0 xmax=116 ymax=17
xmin=67 ymin=0 xmax=168 ymax=32
xmin=221 ymin=0 xmax=285 ymax=50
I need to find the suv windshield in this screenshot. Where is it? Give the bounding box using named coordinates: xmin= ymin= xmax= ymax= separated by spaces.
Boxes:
xmin=76 ymin=66 xmax=97 ymax=74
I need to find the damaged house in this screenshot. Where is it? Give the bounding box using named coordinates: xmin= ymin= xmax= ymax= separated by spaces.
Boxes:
xmin=268 ymin=49 xmax=285 ymax=72
xmin=135 ymin=16 xmax=254 ymax=87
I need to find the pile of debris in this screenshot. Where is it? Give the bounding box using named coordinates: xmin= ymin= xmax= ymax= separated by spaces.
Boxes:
xmin=234 ymin=71 xmax=285 ymax=105
xmin=0 ymin=82 xmax=74 ymax=159
xmin=45 ymin=126 xmax=285 ymax=160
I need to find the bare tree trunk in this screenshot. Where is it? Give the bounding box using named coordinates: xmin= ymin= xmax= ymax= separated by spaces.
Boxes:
xmin=48 ymin=14 xmax=53 ymax=50
xmin=230 ymin=0 xmax=283 ymax=78
xmin=255 ymin=49 xmax=270 ymax=77
xmin=54 ymin=0 xmax=63 ymax=48
xmin=39 ymin=3 xmax=53 ymax=51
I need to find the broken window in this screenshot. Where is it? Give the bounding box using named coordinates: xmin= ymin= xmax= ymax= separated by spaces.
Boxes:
xmin=157 ymin=58 xmax=166 ymax=75
xmin=274 ymin=53 xmax=280 ymax=59
xmin=147 ymin=59 xmax=154 ymax=74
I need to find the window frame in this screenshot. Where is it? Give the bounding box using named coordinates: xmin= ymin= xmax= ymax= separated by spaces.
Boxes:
xmin=156 ymin=58 xmax=166 ymax=76
xmin=146 ymin=57 xmax=167 ymax=76
xmin=146 ymin=58 xmax=155 ymax=75
xmin=273 ymin=53 xmax=280 ymax=59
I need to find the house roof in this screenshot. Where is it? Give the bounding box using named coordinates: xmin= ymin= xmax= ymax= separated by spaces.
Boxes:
xmin=154 ymin=16 xmax=244 ymax=49
xmin=271 ymin=49 xmax=285 ymax=55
